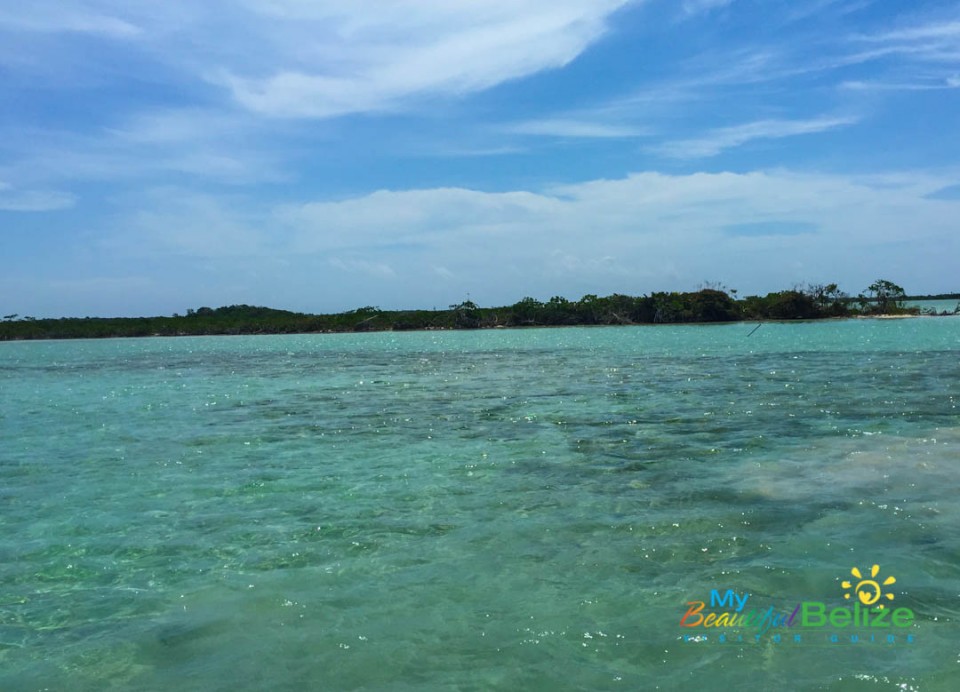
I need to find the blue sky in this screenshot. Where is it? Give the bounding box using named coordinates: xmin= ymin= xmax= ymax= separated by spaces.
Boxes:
xmin=2 ymin=0 xmax=959 ymax=317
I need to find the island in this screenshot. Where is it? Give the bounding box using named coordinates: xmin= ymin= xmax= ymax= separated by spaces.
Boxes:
xmin=2 ymin=279 xmax=957 ymax=341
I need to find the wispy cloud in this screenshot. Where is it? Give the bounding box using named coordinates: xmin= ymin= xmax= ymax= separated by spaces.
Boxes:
xmin=853 ymin=16 xmax=960 ymax=64
xmin=494 ymin=49 xmax=793 ymax=149
xmin=785 ymin=0 xmax=875 ymax=23
xmin=652 ymin=116 xmax=859 ymax=159
xmin=430 ymin=145 xmax=526 ymax=158
xmin=833 ymin=15 xmax=960 ymax=101
xmin=621 ymin=49 xmax=784 ymax=103
xmin=106 ymin=109 xmax=251 ymax=145
xmin=841 ymin=77 xmax=960 ymax=91
xmin=0 ymin=107 xmax=291 ymax=188
xmin=218 ymin=0 xmax=636 ymax=118
xmin=556 ymin=47 xmax=835 ymax=132
xmin=505 ymin=118 xmax=647 ymax=138
xmin=865 ymin=20 xmax=960 ymax=43
xmin=0 ymin=182 xmax=75 ymax=212
xmin=0 ymin=4 xmax=141 ymax=38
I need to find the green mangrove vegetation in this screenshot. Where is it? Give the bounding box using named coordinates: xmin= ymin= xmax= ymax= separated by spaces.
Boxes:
xmin=1 ymin=279 xmax=955 ymax=341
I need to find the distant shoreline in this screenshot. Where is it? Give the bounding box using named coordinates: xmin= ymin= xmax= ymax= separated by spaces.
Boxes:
xmin=2 ymin=286 xmax=956 ymax=341
xmin=1 ymin=308 xmax=956 ymax=343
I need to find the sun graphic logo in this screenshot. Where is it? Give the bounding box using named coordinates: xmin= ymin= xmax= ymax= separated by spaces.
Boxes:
xmin=842 ymin=564 xmax=896 ymax=609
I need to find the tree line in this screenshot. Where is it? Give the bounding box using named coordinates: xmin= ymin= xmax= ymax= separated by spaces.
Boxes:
xmin=1 ymin=279 xmax=954 ymax=341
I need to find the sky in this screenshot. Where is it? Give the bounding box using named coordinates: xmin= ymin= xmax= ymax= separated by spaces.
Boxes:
xmin=1 ymin=0 xmax=959 ymax=317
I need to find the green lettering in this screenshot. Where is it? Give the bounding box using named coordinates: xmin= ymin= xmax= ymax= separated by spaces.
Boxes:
xmin=869 ymin=607 xmax=890 ymax=628
xmin=829 ymin=608 xmax=851 ymax=628
xmin=802 ymin=602 xmax=826 ymax=627
xmin=891 ymin=608 xmax=914 ymax=628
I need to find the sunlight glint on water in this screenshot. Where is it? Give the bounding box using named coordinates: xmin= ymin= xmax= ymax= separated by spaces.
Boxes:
xmin=1 ymin=319 xmax=958 ymax=690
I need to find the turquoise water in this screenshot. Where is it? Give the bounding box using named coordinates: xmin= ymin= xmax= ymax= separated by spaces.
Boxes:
xmin=1 ymin=318 xmax=959 ymax=691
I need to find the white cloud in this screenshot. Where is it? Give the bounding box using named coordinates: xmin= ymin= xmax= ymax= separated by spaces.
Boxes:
xmin=218 ymin=0 xmax=635 ymax=117
xmin=90 ymin=169 xmax=959 ymax=310
xmin=505 ymin=118 xmax=647 ymax=138
xmin=431 ymin=145 xmax=526 ymax=158
xmin=544 ymin=49 xmax=817 ymax=133
xmin=489 ymin=50 xmax=800 ymax=153
xmin=853 ymin=17 xmax=960 ymax=65
xmin=867 ymin=20 xmax=960 ymax=43
xmin=841 ymin=78 xmax=960 ymax=91
xmin=652 ymin=116 xmax=858 ymax=158
xmin=279 ymin=187 xmax=562 ymax=253
xmin=107 ymin=109 xmax=248 ymax=145
xmin=786 ymin=0 xmax=874 ymax=23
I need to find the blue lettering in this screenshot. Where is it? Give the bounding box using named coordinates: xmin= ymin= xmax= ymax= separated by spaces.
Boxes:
xmin=710 ymin=589 xmax=750 ymax=612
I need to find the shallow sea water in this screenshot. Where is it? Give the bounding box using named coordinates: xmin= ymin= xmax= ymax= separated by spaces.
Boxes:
xmin=1 ymin=318 xmax=958 ymax=691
